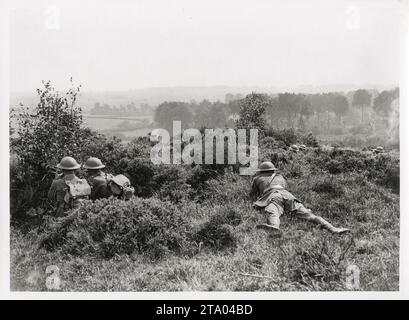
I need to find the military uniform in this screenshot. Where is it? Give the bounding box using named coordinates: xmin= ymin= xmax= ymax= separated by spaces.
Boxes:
xmin=83 ymin=157 xmax=113 ymax=201
xmin=87 ymin=171 xmax=111 ymax=200
xmin=48 ymin=173 xmax=82 ymax=217
xmin=251 ymin=172 xmax=312 ymax=229
xmin=251 ymin=161 xmax=350 ymax=234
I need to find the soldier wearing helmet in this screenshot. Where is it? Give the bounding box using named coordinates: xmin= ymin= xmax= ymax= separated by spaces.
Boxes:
xmin=83 ymin=157 xmax=111 ymax=200
xmin=250 ymin=161 xmax=350 ymax=235
xmin=299 ymin=144 xmax=307 ymax=151
xmin=289 ymin=145 xmax=299 ymax=152
xmin=48 ymin=156 xmax=90 ymax=217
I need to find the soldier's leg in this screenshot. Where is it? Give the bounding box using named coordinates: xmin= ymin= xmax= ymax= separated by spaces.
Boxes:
xmin=256 ymin=198 xmax=283 ymax=235
xmin=291 ymin=201 xmax=350 ymax=234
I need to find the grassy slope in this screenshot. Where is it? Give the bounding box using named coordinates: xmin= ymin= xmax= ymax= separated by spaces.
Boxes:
xmin=10 ymin=150 xmax=399 ymax=291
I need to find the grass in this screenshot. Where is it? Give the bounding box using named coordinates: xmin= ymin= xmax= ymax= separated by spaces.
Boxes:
xmin=10 ymin=148 xmax=399 ymax=292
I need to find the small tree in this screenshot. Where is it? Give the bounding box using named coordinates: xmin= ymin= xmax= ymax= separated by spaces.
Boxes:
xmin=236 ymin=93 xmax=271 ymax=133
xmin=10 ymin=80 xmax=93 ymax=218
xmin=352 ymin=89 xmax=371 ymax=123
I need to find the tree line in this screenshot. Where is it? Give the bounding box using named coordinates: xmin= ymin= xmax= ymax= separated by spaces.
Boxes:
xmin=154 ymin=88 xmax=399 ymax=134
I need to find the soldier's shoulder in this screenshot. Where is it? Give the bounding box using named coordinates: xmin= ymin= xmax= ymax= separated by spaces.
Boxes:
xmin=90 ymin=174 xmax=108 ymax=185
xmin=50 ymin=177 xmax=68 ymax=189
xmin=52 ymin=177 xmax=65 ymax=184
xmin=273 ymin=173 xmax=288 ymax=184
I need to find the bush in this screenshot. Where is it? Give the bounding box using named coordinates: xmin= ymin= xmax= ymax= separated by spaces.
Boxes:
xmin=9 ymin=81 xmax=130 ymax=220
xmin=194 ymin=208 xmax=242 ymax=251
xmin=40 ymin=197 xmax=194 ymax=259
xmin=326 ymin=159 xmax=344 ymax=174
xmin=265 ymin=128 xmax=298 ymax=146
xmin=121 ymin=158 xmax=156 ymax=197
xmin=312 ymin=180 xmax=344 ymax=198
xmin=10 ymin=81 xmax=87 ymax=219
xmin=153 ymin=165 xmax=194 ymax=202
xmin=376 ymin=160 xmax=400 ymax=194
xmin=299 ymin=132 xmax=319 ymax=147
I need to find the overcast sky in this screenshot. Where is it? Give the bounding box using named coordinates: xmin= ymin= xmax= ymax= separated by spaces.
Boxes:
xmin=9 ymin=0 xmax=404 ymax=92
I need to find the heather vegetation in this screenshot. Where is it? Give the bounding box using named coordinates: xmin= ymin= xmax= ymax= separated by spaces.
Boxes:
xmin=10 ymin=82 xmax=399 ymax=291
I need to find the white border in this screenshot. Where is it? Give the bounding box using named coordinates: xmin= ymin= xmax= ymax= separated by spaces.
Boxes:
xmin=1 ymin=0 xmax=408 ymax=299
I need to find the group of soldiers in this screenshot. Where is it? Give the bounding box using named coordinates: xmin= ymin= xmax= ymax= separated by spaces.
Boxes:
xmin=48 ymin=156 xmax=124 ymax=217
xmin=48 ymin=156 xmax=350 ymax=236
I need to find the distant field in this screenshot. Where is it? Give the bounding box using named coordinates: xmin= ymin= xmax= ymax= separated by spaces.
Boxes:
xmin=83 ymin=114 xmax=153 ymax=139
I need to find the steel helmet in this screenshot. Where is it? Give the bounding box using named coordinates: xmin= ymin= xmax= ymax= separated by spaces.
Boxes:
xmin=289 ymin=144 xmax=299 ymax=152
xmin=83 ymin=157 xmax=106 ymax=170
xmin=255 ymin=161 xmax=277 ymax=173
xmin=56 ymin=156 xmax=81 ymax=170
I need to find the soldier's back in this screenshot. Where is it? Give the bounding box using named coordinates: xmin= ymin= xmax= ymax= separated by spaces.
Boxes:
xmin=253 ymin=173 xmax=288 ymax=194
xmin=88 ymin=172 xmax=111 ymax=200
xmin=48 ymin=174 xmax=81 ymax=216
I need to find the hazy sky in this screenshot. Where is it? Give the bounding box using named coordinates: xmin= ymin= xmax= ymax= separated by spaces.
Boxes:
xmin=9 ymin=0 xmax=405 ymax=92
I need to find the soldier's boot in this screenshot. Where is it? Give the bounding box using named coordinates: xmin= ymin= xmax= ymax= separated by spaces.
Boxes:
xmin=310 ymin=216 xmax=350 ymax=234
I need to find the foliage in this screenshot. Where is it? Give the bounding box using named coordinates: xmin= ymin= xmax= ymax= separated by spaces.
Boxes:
xmin=236 ymin=93 xmax=271 ymax=133
xmin=265 ymin=128 xmax=298 ymax=146
xmin=193 ymin=100 xmax=229 ymax=128
xmin=333 ymin=94 xmax=349 ymax=122
xmin=194 ymin=208 xmax=242 ymax=251
xmin=352 ymin=89 xmax=371 ymax=107
xmin=312 ymin=179 xmax=344 ymax=198
xmin=10 ymin=83 xmax=400 ymax=292
xmin=11 ymin=143 xmax=400 ymax=291
xmin=10 ymin=81 xmax=92 ymax=218
xmin=40 ymin=197 xmax=194 ymax=259
xmin=308 ymin=148 xmax=399 ymax=194
xmin=352 ymin=89 xmax=372 ymax=123
xmin=373 ymin=88 xmax=399 ymax=117
xmin=154 ymin=101 xmax=193 ymax=131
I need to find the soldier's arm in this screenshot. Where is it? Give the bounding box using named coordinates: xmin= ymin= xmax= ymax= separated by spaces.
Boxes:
xmin=47 ymin=180 xmax=58 ymax=201
xmin=249 ymin=178 xmax=258 ymax=201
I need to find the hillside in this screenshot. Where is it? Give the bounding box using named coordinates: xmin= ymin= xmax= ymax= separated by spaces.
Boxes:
xmin=10 ymin=140 xmax=399 ymax=291
xmin=9 ymin=84 xmax=399 ymax=292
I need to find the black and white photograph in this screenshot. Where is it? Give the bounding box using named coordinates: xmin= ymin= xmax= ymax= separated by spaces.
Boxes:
xmin=1 ymin=0 xmax=408 ymax=297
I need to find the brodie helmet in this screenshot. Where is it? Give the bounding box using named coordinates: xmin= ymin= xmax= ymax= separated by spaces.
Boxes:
xmin=83 ymin=157 xmax=106 ymax=170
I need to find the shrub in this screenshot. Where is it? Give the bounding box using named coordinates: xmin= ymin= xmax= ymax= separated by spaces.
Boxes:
xmin=376 ymin=160 xmax=400 ymax=194
xmin=152 ymin=165 xmax=193 ymax=202
xmin=194 ymin=208 xmax=242 ymax=251
xmin=312 ymin=180 xmax=344 ymax=198
xmin=121 ymin=158 xmax=156 ymax=197
xmin=10 ymin=81 xmax=88 ymax=219
xmin=326 ymin=159 xmax=344 ymax=174
xmin=9 ymin=81 xmax=129 ymax=220
xmin=299 ymin=132 xmax=319 ymax=147
xmin=265 ymin=128 xmax=298 ymax=146
xmin=40 ymin=197 xmax=194 ymax=259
